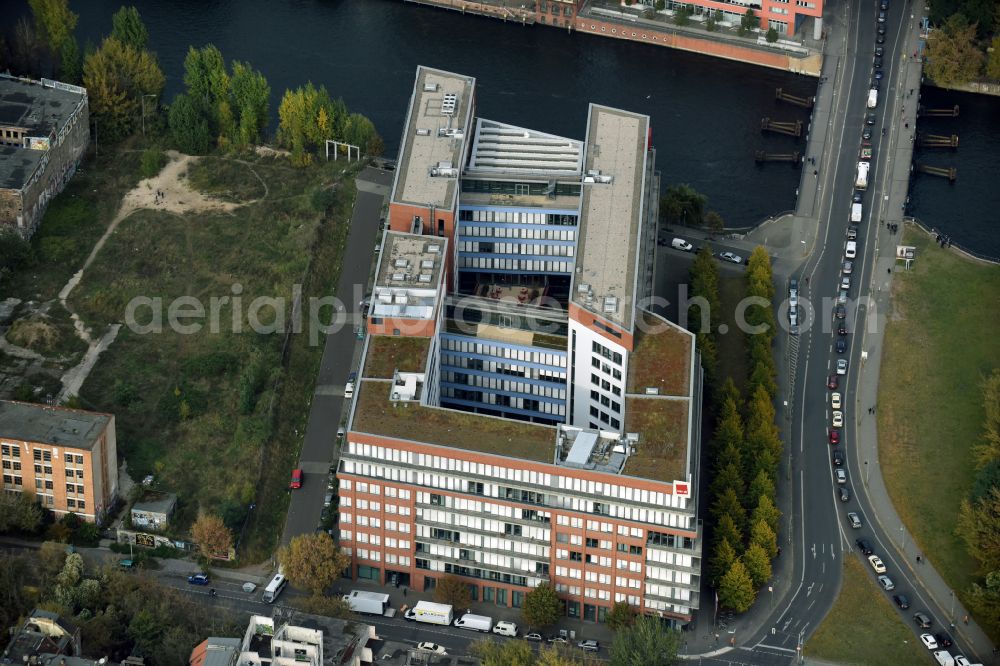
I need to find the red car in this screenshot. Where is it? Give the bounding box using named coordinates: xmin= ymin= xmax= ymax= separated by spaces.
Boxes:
xmin=289 ymin=468 xmax=303 ymax=489
xmin=829 ymin=429 xmax=841 ymax=445
xmin=827 ymin=374 xmax=838 ymax=390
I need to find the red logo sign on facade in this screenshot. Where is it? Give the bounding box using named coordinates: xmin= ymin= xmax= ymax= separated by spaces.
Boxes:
xmin=673 ymin=481 xmax=690 ymax=497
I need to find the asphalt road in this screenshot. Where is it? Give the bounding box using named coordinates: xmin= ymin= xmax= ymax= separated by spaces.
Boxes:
xmin=280 ymin=167 xmax=392 ymax=544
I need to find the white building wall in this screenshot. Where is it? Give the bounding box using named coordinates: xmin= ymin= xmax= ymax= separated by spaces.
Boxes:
xmin=567 ymin=319 xmax=629 ymax=430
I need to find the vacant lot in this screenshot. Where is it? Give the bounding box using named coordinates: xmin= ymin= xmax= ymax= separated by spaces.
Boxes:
xmin=805 ymin=555 xmax=928 ymax=665
xmin=66 ymin=152 xmax=357 ymax=558
xmin=878 ymin=229 xmax=1000 ymax=638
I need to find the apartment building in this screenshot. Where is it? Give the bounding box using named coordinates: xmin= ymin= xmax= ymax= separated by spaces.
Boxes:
xmin=0 ymin=400 xmax=118 ymax=523
xmin=629 ymin=0 xmax=823 ymax=36
xmin=338 ymin=66 xmax=703 ymax=626
xmin=0 ymin=74 xmax=89 ymax=238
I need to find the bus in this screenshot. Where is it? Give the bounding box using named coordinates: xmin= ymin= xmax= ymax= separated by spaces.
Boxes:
xmin=262 ymin=573 xmax=287 ymax=603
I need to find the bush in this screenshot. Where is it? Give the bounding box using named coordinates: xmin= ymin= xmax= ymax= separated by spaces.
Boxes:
xmin=140 ymin=149 xmax=166 ymax=179
xmin=766 ymin=27 xmax=779 ymax=42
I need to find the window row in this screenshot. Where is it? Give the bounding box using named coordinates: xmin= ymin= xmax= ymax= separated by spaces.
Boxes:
xmin=0 ymin=444 xmax=21 ymax=458
xmin=441 ymin=341 xmax=566 ymax=367
xmin=459 ymin=226 xmax=577 ymax=241
xmin=458 ymin=242 xmax=575 ymax=257
xmin=440 ymin=356 xmax=568 ymax=379
xmin=440 ymin=372 xmax=567 ymax=399
xmin=458 ymin=208 xmax=578 ymax=225
xmin=458 ymin=257 xmax=573 ymax=273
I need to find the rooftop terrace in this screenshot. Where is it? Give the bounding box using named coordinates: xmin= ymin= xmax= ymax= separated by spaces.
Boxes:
xmin=0 ymin=400 xmax=110 ymax=450
xmin=572 ymin=105 xmax=648 ymax=328
xmin=391 ymin=67 xmax=475 ymax=212
xmin=467 ymin=119 xmax=583 ymax=176
xmin=627 ymin=310 xmax=694 ymax=396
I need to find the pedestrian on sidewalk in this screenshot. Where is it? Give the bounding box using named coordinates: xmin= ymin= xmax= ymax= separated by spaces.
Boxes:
xmin=963 ymin=614 xmax=968 ymax=625
xmin=888 ymin=268 xmax=891 ymax=275
xmin=916 ymin=555 xmax=921 ymax=563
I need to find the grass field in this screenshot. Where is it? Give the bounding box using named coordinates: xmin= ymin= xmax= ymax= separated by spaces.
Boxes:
xmin=64 ymin=151 xmax=359 ymax=559
xmin=877 ymin=229 xmax=1000 ymax=640
xmin=805 ymin=555 xmax=929 ymax=665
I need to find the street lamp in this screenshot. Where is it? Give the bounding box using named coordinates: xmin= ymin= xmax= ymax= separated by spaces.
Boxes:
xmin=141 ymin=94 xmax=157 ymax=138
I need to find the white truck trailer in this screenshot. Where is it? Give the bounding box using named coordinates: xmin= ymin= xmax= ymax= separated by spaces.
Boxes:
xmin=867 ymin=88 xmax=878 ymax=108
xmin=851 ymin=203 xmax=863 ymax=223
xmin=342 ymin=590 xmax=390 ymax=615
xmin=404 ymin=601 xmax=454 ymax=625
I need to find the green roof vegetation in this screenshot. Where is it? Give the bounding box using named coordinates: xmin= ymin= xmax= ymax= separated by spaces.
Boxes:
xmin=352 ymin=381 xmax=556 ymax=463
xmin=363 ymin=336 xmax=431 ymax=379
xmin=622 ymin=396 xmax=689 ymax=482
xmin=626 ymin=311 xmax=692 ymax=396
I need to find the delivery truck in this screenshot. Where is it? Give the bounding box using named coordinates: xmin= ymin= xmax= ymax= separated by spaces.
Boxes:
xmin=855 ymin=162 xmax=869 ymax=190
xmin=867 ymin=88 xmax=878 ymax=109
xmin=454 ymin=613 xmax=493 ymax=632
xmin=404 ymin=601 xmax=454 ymax=625
xmin=851 ymin=203 xmax=863 ymax=223
xmin=342 ymin=590 xmax=390 ymax=615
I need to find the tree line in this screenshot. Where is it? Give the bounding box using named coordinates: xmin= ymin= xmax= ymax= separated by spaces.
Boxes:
xmin=690 ymin=245 xmax=782 ymax=612
xmin=956 ymin=368 xmax=1000 ymax=636
xmin=924 ymin=2 xmax=1000 ymax=86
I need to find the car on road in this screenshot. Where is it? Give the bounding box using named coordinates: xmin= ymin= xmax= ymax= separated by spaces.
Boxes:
xmin=874 ymin=69 xmax=884 ymax=80
xmin=868 ymin=555 xmax=886 ymax=573
xmin=842 ymin=259 xmax=854 ymax=275
xmin=836 ymin=358 xmax=848 ymax=375
xmin=837 ymin=320 xmax=850 ymax=336
xmin=242 ymin=582 xmax=257 ymax=593
xmin=719 ymin=251 xmax=743 ymax=264
xmin=671 ymin=238 xmax=694 ymax=252
xmin=789 ymin=278 xmax=798 ymax=306
xmin=878 ymin=575 xmax=895 ymax=591
xmin=577 ymin=640 xmax=600 ymax=652
xmin=870 ymin=77 xmax=880 ymax=91
xmin=835 ymin=337 xmax=847 ymax=354
xmin=878 ymin=9 xmax=886 ymax=22
xmin=841 ymin=274 xmax=852 ymax=289
xmin=829 ymin=429 xmax=841 ymax=445
xmin=874 ymin=56 xmax=883 ymax=68
xmin=837 ymin=289 xmax=849 ymax=304
xmin=831 ymin=392 xmax=842 ymax=409
xmin=835 ymin=304 xmax=847 ymax=319
xmin=832 ymin=411 xmax=843 ymax=427
xmin=417 ymin=643 xmax=446 ymax=654
xmin=839 ymin=486 xmax=850 ymax=502
xmin=828 ymin=374 xmax=839 ymax=390
xmin=289 ymin=468 xmax=303 ymax=490
xmin=954 ymin=655 xmax=974 ymax=666
xmin=847 ymin=512 xmax=862 ymax=528
xmin=875 ymin=46 xmax=884 ymax=57
xmin=877 ymin=24 xmax=886 ymax=35
xmin=920 ymin=634 xmax=938 ymax=650
xmin=862 ymin=127 xmax=873 ymax=140
xmin=493 ymin=621 xmax=518 ymax=637
xmin=119 ymin=559 xmax=136 ymax=570
xmin=880 ymin=0 xmax=887 ymax=8
xmin=846 ymin=227 xmax=858 ymax=241
xmin=832 ymin=449 xmax=844 ymax=466
xmin=548 ymin=636 xmax=568 ymax=645
xmin=524 ymin=633 xmax=544 ymax=642
xmin=914 ymin=612 xmax=933 ymax=629
xmin=877 ymin=33 xmax=885 ymax=43
xmin=856 ymin=538 xmax=874 ymax=555
xmin=865 ymin=113 xmax=877 ymax=125
xmin=835 ymin=468 xmax=847 ymax=484
xmin=893 ymin=594 xmax=910 ymax=609
xmin=853 ymin=191 xmax=863 ymax=203
xmin=789 ymin=306 xmax=798 ymax=330
xmin=657 ymin=235 xmax=669 ymax=246
xmin=934 ymin=633 xmax=953 ymax=648
xmin=188 ymin=573 xmax=210 ymax=585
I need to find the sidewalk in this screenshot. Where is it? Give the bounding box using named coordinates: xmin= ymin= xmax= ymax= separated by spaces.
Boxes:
xmin=851 ymin=10 xmax=997 ymax=662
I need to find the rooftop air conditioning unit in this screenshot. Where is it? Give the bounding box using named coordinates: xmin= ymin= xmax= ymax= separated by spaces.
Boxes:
xmin=603 ymin=296 xmax=618 ymax=314
xmin=391 ymin=272 xmax=406 ymax=282
xmin=394 ymin=258 xmax=409 ymax=268
xmin=418 ymin=273 xmax=433 ymax=283
xmin=421 ymin=259 xmax=435 ymax=269
xmin=416 ymin=128 xmax=431 ymax=136
xmin=427 ymin=244 xmax=441 ymax=254
xmin=423 ymin=83 xmax=439 ymax=92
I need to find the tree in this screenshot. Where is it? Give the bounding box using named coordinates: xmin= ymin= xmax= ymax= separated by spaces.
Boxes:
xmin=82 ymin=37 xmax=165 ymax=141
xmin=29 ymin=0 xmax=77 ymax=72
xmin=229 ymin=61 xmax=270 ymax=147
xmin=925 ymin=14 xmax=984 ymax=86
xmin=606 ymin=601 xmax=637 ymax=630
xmin=712 ymin=487 xmax=747 ymax=535
xmin=536 ymin=646 xmax=582 ymax=666
xmin=279 ymin=532 xmax=349 ymax=596
xmin=765 ymin=27 xmax=779 ymax=42
xmin=742 ymin=542 xmax=772 ymax=587
xmin=958 ymin=487 xmax=1000 ymax=573
xmin=750 ymin=518 xmax=778 ymax=559
xmin=704 ymin=210 xmax=725 ymax=235
xmin=471 ymin=639 xmax=535 ymax=666
xmin=714 ymin=398 xmax=745 ymax=456
xmin=610 ymin=614 xmax=681 ymax=666
xmin=752 ymin=494 xmax=781 ymax=533
xmin=433 ymin=574 xmax=472 ymax=609
xmin=714 ymin=513 xmax=743 ymax=552
xmin=661 ymin=183 xmax=707 ymax=227
xmin=741 ymin=7 xmax=760 ymax=31
xmin=111 ymin=6 xmax=149 ymax=50
xmin=966 ymin=569 xmax=1000 ymax=626
xmin=522 ymin=583 xmax=561 ymax=628
xmin=987 ymin=35 xmax=1000 ymax=81
xmin=168 ymin=93 xmax=213 ymax=155
xmin=748 ymin=469 xmax=776 ymax=506
xmin=655 ymin=0 xmax=665 ymax=10
xmin=705 ymin=17 xmax=717 ymax=31
xmin=973 ymin=369 xmax=1000 ymax=468
xmin=718 ymin=559 xmax=756 ymax=611
xmin=708 ymin=537 xmax=739 ymax=586
xmin=36 ymin=541 xmax=68 ymax=589
xmin=674 ymin=7 xmax=690 ymax=26
xmin=710 ymin=461 xmax=744 ymax=501
xmin=190 ymin=513 xmax=233 ymax=560
xmin=58 ymin=36 xmax=80 ymax=83
xmin=0 ymin=491 xmax=44 ymax=533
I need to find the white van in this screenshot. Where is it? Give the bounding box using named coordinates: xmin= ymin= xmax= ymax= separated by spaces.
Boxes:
xmin=850 ymin=203 xmax=862 ymax=223
xmin=867 ymin=88 xmax=878 ymax=109
xmin=670 ymin=238 xmax=693 ymax=252
xmin=845 ymin=240 xmax=857 ymax=259
xmin=492 ymin=620 xmax=518 ymax=637
xmin=454 ymin=613 xmax=493 ymax=632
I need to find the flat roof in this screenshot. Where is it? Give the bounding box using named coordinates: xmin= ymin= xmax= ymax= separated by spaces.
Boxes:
xmin=352 ymin=379 xmax=555 ymax=464
xmin=571 ymin=104 xmax=648 ymax=328
xmin=467 ymin=119 xmax=583 ymax=176
xmin=391 ymin=66 xmax=475 ymax=212
xmin=0 ymin=76 xmax=87 ymax=191
xmin=621 ymin=396 xmax=690 ymax=483
xmin=374 ymin=232 xmax=445 ymax=300
xmin=0 ymin=400 xmax=110 ymax=450
xmin=627 ymin=310 xmax=694 ymax=396
xmin=363 ymin=336 xmax=431 ymax=379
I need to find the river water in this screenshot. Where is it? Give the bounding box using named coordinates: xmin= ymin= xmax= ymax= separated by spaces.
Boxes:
xmin=20 ymin=0 xmax=1000 ymax=251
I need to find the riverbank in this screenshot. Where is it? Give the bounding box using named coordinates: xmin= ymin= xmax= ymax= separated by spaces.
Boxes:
xmin=402 ymin=0 xmax=823 ymax=75
xmin=926 ymin=78 xmax=1000 ymax=97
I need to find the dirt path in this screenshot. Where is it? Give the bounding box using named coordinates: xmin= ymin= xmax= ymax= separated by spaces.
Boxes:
xmin=55 ymin=151 xmax=255 ymax=400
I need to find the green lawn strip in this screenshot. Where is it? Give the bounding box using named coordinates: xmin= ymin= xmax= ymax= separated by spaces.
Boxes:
xmin=877 ymin=229 xmax=1000 ymax=640
xmin=805 ymin=556 xmax=929 ymax=665
xmin=716 ymin=275 xmax=750 ymax=391
xmin=185 ymin=156 xmax=268 ymax=202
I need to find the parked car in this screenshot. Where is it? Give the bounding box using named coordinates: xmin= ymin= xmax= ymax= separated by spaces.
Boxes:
xmin=856 ymin=538 xmax=874 ymax=555
xmin=878 ymin=575 xmax=895 ymax=591
xmin=119 ymin=559 xmax=136 ymax=571
xmin=835 ymin=468 xmax=847 ymax=484
xmin=837 ymin=289 xmax=849 ymax=304
xmin=719 ymin=251 xmax=743 ymax=264
xmin=877 ymin=33 xmax=885 ymax=43
xmin=846 ymin=226 xmax=858 ymax=241
xmin=835 ymin=304 xmax=847 ymax=319
xmin=242 ymin=582 xmax=257 ymax=593
xmin=841 ymin=274 xmax=852 ymax=289
xmin=877 ymin=24 xmax=886 ymax=35
xmin=577 ymin=640 xmax=600 ymax=652
xmin=874 ymin=69 xmax=884 ymax=79
xmin=671 ymin=238 xmax=694 ymax=252
xmin=893 ymin=594 xmax=910 ymax=609
xmin=862 ymin=127 xmax=873 ymax=140
xmin=829 ymin=429 xmax=841 ymax=445
xmin=835 ymin=337 xmax=847 ymax=354
xmin=828 ymin=374 xmax=839 ymax=390
xmin=839 ymin=486 xmax=851 ymax=502
xmin=524 ymin=633 xmax=544 ymax=642
xmin=836 ymin=358 xmax=848 ymax=375
xmin=853 ymin=190 xmax=863 ymax=203
xmin=934 ymin=633 xmax=953 ymax=648
xmin=874 ymin=56 xmax=883 ymax=68
xmin=847 ymin=512 xmax=862 ymax=528
xmin=289 ymin=468 xmax=303 ymax=490
xmin=493 ymin=621 xmax=518 ymax=637
xmin=831 ymin=392 xmax=842 ymax=409
xmin=548 ymin=636 xmax=568 ymax=645
xmin=832 ymin=411 xmax=844 ymax=427
xmin=920 ymin=634 xmax=939 ymax=650
xmin=914 ymin=612 xmax=933 ymax=629
xmin=837 ymin=320 xmax=850 ymax=336
xmin=417 ymin=643 xmax=446 ymax=654
xmin=188 ymin=573 xmax=210 ymax=585
xmin=843 ymin=259 xmax=854 ymax=274
xmin=875 ymin=46 xmax=884 ymax=57
xmin=955 ymin=655 xmax=973 ymax=666
xmin=868 ymin=555 xmax=886 ymax=573
xmin=832 ymin=449 xmax=844 ymax=466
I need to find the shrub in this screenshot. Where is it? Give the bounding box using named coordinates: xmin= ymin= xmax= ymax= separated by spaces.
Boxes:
xmin=139 ymin=149 xmax=166 ymax=179
xmin=766 ymin=27 xmax=779 ymax=42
